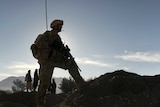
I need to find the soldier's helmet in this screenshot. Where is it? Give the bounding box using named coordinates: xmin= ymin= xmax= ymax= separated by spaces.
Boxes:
xmin=50 ymin=19 xmax=63 ymax=28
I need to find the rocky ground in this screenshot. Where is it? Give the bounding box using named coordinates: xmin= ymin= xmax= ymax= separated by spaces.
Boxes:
xmin=1 ymin=70 xmax=160 ymax=107
xmin=0 ymin=91 xmax=66 ymax=107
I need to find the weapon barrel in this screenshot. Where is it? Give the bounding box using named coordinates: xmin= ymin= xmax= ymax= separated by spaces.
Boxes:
xmin=65 ymin=45 xmax=81 ymax=72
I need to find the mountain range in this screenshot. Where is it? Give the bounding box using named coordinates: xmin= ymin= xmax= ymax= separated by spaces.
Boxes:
xmin=0 ymin=76 xmax=63 ymax=93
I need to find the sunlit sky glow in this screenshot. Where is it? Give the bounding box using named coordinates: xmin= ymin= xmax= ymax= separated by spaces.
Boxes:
xmin=0 ymin=0 xmax=160 ymax=81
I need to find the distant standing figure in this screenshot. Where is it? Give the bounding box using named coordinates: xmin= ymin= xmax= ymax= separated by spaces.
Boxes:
xmin=48 ymin=78 xmax=56 ymax=94
xmin=25 ymin=70 xmax=32 ymax=92
xmin=33 ymin=69 xmax=39 ymax=92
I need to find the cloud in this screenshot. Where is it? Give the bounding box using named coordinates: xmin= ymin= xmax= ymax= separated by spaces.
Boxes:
xmin=92 ymin=54 xmax=106 ymax=58
xmin=115 ymin=51 xmax=160 ymax=62
xmin=6 ymin=61 xmax=39 ymax=75
xmin=113 ymin=63 xmax=130 ymax=71
xmin=0 ymin=73 xmax=17 ymax=77
xmin=76 ymin=57 xmax=113 ymax=68
xmin=7 ymin=61 xmax=38 ymax=69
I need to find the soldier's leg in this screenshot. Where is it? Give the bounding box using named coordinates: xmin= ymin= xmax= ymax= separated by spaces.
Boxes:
xmin=28 ymin=82 xmax=32 ymax=92
xmin=52 ymin=51 xmax=85 ymax=90
xmin=67 ymin=58 xmax=85 ymax=90
xmin=26 ymin=82 xmax=29 ymax=92
xmin=54 ymin=57 xmax=85 ymax=90
xmin=37 ymin=62 xmax=54 ymax=105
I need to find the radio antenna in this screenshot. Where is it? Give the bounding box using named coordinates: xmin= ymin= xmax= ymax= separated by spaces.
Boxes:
xmin=45 ymin=0 xmax=48 ymax=30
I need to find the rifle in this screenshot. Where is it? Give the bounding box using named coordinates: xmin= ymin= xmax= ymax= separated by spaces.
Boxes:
xmin=49 ymin=43 xmax=81 ymax=72
xmin=64 ymin=45 xmax=81 ymax=72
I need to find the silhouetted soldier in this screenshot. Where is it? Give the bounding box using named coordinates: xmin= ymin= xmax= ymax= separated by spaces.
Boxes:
xmin=25 ymin=70 xmax=32 ymax=92
xmin=48 ymin=78 xmax=56 ymax=94
xmin=31 ymin=19 xmax=85 ymax=106
xmin=33 ymin=69 xmax=39 ymax=92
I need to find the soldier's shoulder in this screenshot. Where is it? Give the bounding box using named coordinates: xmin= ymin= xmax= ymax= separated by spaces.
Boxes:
xmin=43 ymin=30 xmax=51 ymax=35
xmin=36 ymin=30 xmax=50 ymax=39
xmin=36 ymin=34 xmax=44 ymax=40
xmin=34 ymin=31 xmax=52 ymax=43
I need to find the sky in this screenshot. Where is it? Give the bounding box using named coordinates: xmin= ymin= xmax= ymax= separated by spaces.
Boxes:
xmin=0 ymin=0 xmax=160 ymax=81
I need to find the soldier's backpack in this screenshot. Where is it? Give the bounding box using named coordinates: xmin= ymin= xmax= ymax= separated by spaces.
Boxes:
xmin=30 ymin=43 xmax=38 ymax=59
xmin=30 ymin=34 xmax=44 ymax=59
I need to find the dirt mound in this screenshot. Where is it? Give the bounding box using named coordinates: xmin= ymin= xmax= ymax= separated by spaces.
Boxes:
xmin=58 ymin=70 xmax=160 ymax=107
xmin=0 ymin=91 xmax=36 ymax=107
xmin=1 ymin=70 xmax=160 ymax=107
xmin=0 ymin=91 xmax=66 ymax=107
